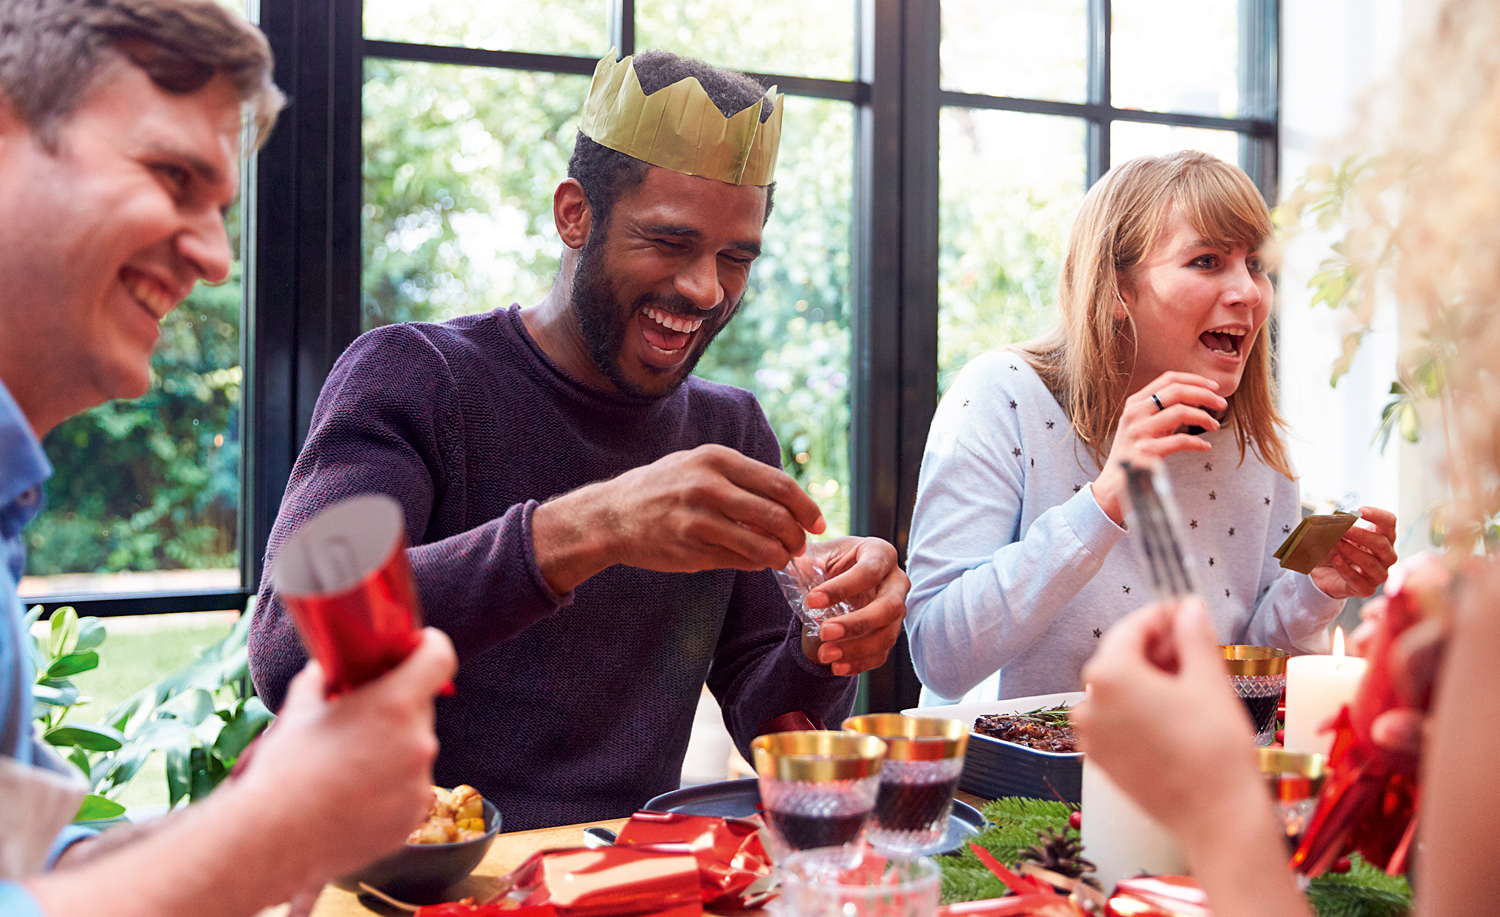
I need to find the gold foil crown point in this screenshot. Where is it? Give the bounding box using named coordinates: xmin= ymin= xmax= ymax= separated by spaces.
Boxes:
xmin=578 ymin=50 xmax=782 ymax=186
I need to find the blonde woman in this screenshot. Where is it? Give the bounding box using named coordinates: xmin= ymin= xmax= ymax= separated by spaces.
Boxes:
xmin=905 ymin=151 xmax=1397 ymax=703
xmin=1074 ymin=2 xmax=1500 ymax=913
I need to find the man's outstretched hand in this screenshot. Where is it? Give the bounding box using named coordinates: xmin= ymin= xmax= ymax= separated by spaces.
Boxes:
xmin=802 ymin=536 xmax=909 ymax=676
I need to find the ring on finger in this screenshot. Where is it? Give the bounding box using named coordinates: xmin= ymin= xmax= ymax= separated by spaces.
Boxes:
xmin=1150 ymin=393 xmax=1165 ymax=413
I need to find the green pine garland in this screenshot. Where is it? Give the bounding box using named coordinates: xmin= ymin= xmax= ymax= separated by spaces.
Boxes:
xmin=935 ymin=797 xmax=1413 ymax=917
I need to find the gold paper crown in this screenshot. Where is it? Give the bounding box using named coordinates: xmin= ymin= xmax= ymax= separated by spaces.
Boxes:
xmin=578 ymin=50 xmax=782 ymax=186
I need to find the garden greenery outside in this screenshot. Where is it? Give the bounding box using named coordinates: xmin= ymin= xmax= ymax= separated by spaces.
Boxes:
xmin=19 ymin=5 xmax=1125 ymax=810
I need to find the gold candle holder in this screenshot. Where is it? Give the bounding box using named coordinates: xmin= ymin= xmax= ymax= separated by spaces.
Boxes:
xmin=1258 ymin=748 xmax=1327 ymax=803
xmin=1258 ymin=747 xmax=1327 ymax=851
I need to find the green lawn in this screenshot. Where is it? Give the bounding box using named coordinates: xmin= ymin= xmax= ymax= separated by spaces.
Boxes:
xmin=64 ymin=611 xmax=238 ymax=813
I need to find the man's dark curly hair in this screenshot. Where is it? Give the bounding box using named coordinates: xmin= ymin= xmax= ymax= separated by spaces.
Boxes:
xmin=567 ymin=50 xmax=777 ymax=234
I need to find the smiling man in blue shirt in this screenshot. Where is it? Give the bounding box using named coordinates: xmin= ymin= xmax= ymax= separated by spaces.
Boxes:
xmin=0 ymin=2 xmax=457 ymax=916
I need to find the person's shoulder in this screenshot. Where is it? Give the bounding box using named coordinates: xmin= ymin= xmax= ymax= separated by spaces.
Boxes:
xmin=344 ymin=309 xmax=515 ymax=370
xmin=679 ymin=376 xmax=777 ymax=449
xmin=939 ymin=349 xmax=1054 ymax=418
xmin=682 ymin=374 xmax=758 ymax=409
xmin=950 ymin=348 xmax=1047 ymax=394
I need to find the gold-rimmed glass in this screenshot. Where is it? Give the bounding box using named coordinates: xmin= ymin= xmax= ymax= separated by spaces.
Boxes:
xmin=1221 ymin=645 xmax=1289 ymax=746
xmin=750 ymin=731 xmax=886 ymax=859
xmin=1258 ymin=747 xmax=1327 ymax=852
xmin=842 ymin=715 xmax=968 ymax=857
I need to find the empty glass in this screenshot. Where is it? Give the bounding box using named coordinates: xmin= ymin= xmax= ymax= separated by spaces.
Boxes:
xmin=1258 ymin=748 xmax=1328 ymax=853
xmin=776 ymin=847 xmax=940 ymax=917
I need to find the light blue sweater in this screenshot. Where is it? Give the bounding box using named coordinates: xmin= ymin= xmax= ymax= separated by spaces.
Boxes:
xmin=906 ymin=350 xmax=1341 ymax=704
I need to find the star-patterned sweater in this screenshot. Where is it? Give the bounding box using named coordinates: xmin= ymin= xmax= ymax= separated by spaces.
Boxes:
xmin=905 ymin=350 xmax=1342 ymax=704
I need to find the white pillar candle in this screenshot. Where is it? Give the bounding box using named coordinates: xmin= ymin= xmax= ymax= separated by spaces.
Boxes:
xmin=1284 ymin=628 xmax=1369 ymax=757
xmin=1080 ymin=757 xmax=1186 ymax=894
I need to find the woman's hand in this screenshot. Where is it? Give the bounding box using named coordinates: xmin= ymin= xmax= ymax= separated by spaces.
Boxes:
xmin=1074 ymin=600 xmax=1261 ymax=839
xmin=1076 ymin=601 xmax=1313 ymax=917
xmin=1092 ymin=372 xmax=1227 ymax=524
xmin=1308 ymin=506 xmax=1398 ymax=599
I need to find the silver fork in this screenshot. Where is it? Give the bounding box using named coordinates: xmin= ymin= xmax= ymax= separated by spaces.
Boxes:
xmin=1122 ymin=460 xmax=1196 ymax=599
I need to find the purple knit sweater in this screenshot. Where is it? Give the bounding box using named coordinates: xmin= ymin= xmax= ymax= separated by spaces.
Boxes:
xmin=248 ymin=305 xmax=855 ymax=830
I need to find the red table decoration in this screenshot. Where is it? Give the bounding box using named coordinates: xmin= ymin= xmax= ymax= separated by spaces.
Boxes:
xmin=1292 ymin=554 xmax=1450 ymax=877
xmin=614 ymin=811 xmax=774 ymax=910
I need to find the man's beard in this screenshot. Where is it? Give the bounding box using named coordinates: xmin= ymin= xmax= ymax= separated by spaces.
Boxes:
xmin=571 ymin=231 xmax=736 ymax=399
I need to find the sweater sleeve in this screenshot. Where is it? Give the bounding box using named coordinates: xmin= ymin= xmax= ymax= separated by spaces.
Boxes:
xmin=904 ymin=356 xmax=1125 ymax=700
xmin=704 ymin=404 xmax=857 ymax=758
xmin=1238 ymin=475 xmax=1342 ymax=653
xmin=708 ymin=572 xmax=858 ymax=760
xmin=249 ymin=327 xmax=567 ymax=711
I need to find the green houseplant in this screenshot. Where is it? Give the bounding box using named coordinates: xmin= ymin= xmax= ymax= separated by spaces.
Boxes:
xmin=28 ymin=602 xmax=272 ymax=823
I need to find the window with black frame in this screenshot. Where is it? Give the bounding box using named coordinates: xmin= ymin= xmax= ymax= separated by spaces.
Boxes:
xmin=936 ymin=0 xmax=1277 ymax=390
xmin=20 ymin=1 xmax=1277 ymax=719
xmin=360 ymin=0 xmax=860 ymax=533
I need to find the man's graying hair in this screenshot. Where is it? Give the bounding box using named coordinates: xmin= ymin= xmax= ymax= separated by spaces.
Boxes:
xmin=0 ymin=0 xmax=284 ymax=148
xmin=567 ymin=50 xmax=777 ymax=231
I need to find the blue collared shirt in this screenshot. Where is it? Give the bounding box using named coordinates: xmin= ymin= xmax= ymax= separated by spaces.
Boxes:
xmin=1 ymin=379 xmax=89 ymax=915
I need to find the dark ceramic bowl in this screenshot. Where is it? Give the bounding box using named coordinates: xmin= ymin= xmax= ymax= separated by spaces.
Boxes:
xmin=336 ymin=798 xmax=502 ymax=903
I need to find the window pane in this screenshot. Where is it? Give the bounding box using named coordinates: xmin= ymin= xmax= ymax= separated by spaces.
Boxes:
xmin=636 ymin=1 xmax=855 ymax=81
xmin=1111 ymin=0 xmax=1242 ymax=117
xmin=938 ymin=109 xmax=1087 ymax=390
xmin=1110 ymin=122 xmax=1244 ymax=169
xmin=363 ymin=0 xmax=607 ymax=56
xmin=21 ymin=207 xmax=245 ymax=601
xmin=941 ymin=0 xmax=1087 ymax=102
xmin=695 ymin=97 xmax=854 ymax=535
xmin=362 ymin=61 xmax=590 ymax=328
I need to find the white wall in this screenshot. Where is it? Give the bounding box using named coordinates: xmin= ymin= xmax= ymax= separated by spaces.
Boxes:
xmin=1278 ymin=0 xmax=1440 ymax=553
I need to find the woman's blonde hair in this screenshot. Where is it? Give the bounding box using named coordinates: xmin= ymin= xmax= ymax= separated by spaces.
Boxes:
xmin=1017 ymin=150 xmax=1292 ymax=477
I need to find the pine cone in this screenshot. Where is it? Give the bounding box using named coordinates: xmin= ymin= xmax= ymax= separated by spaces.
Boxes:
xmin=1016 ymin=827 xmax=1100 ymax=888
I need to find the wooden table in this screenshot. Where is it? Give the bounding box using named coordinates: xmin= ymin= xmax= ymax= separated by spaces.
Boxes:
xmin=294 ymin=817 xmax=631 ymax=916
xmin=289 ymin=792 xmax=989 ymax=916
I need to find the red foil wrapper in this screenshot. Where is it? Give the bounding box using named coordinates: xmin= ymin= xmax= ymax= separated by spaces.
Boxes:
xmin=270 ymin=494 xmax=424 ymax=695
xmin=1293 ymin=555 xmax=1449 ymax=877
xmin=1104 ymin=875 xmax=1214 ymax=917
xmin=506 ymin=847 xmax=702 ymax=917
xmin=615 ymin=811 xmax=774 ymax=910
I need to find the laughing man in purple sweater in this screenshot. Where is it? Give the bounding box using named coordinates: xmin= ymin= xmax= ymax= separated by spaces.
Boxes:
xmin=248 ymin=50 xmax=909 ymax=831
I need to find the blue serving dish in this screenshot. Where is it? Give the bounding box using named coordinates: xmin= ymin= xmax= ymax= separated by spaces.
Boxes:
xmin=905 ymin=692 xmax=1085 ymax=804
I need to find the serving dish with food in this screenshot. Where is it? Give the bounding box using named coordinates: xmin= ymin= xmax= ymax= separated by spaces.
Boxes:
xmin=336 ymin=784 xmax=502 ymax=903
xmin=905 ymin=691 xmax=1085 ymax=803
